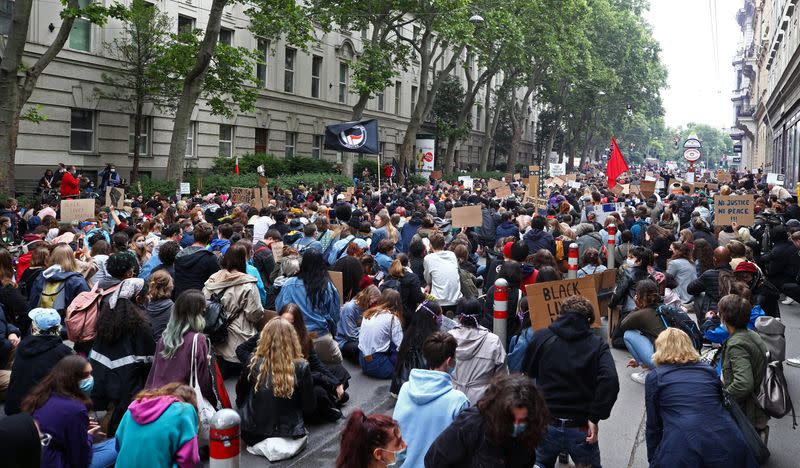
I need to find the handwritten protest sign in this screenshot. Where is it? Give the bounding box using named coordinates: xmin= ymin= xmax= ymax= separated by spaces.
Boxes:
xmin=529 ymin=165 xmax=540 ymax=173
xmin=329 ymin=270 xmax=344 ymax=306
xmin=767 ymin=173 xmax=786 ymax=186
xmin=714 ymin=195 xmax=754 ymax=226
xmin=105 ymin=187 xmax=124 ymax=208
xmin=179 ymin=183 xmax=191 ymax=195
xmin=565 ymin=173 xmax=577 ymax=182
xmin=551 ymin=177 xmax=565 ymax=187
xmin=495 ymin=185 xmax=511 ymax=198
xmin=526 ymin=276 xmax=600 ymax=330
xmin=488 ymin=179 xmax=505 ymax=190
xmin=60 ymin=199 xmax=95 ymax=222
xmin=458 ymin=176 xmax=474 ymax=189
xmin=451 ymin=205 xmax=483 ymax=228
xmin=550 ymin=163 xmax=566 ymax=177
xmin=252 ymin=186 xmax=270 ymax=209
xmin=639 ymin=180 xmax=656 ymax=198
xmin=231 ymin=187 xmax=254 ymax=204
xmin=717 ymin=170 xmax=731 ymax=183
xmin=610 ymin=185 xmax=623 ymax=197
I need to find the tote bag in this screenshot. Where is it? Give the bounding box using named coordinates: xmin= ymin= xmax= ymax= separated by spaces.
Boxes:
xmin=191 ymin=333 xmax=217 ymax=445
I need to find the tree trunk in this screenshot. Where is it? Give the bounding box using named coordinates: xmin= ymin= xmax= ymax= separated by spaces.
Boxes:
xmin=0 ymin=0 xmax=78 ymax=194
xmin=507 ymin=85 xmax=535 ymax=173
xmin=479 ymin=82 xmax=505 ymax=172
xmin=165 ymin=0 xmax=227 ymax=184
xmin=443 ymin=134 xmax=457 ymax=173
xmin=131 ymin=100 xmax=144 ymax=183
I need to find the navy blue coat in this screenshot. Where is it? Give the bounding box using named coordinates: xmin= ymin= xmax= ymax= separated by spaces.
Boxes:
xmin=645 ymin=362 xmax=758 ymax=467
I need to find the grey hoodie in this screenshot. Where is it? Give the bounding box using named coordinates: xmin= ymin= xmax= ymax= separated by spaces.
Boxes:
xmin=447 ymin=325 xmax=508 ymax=405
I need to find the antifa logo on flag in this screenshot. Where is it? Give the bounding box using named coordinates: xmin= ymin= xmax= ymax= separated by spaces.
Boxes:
xmin=324 ymin=119 xmax=380 ymax=155
xmin=338 ymin=125 xmax=367 ymax=150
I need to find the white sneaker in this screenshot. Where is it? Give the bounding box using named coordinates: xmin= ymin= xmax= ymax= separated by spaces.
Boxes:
xmin=631 ymin=370 xmax=649 ymax=384
xmin=781 ymin=297 xmax=796 ymax=305
xmin=787 ymin=358 xmax=800 ymax=368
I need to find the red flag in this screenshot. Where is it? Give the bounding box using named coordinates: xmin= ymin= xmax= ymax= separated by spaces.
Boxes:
xmin=235 ymin=155 xmax=240 ymax=175
xmin=607 ymin=137 xmax=628 ymax=189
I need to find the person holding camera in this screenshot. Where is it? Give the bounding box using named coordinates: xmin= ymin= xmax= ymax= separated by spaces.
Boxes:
xmin=98 ymin=164 xmax=121 ymax=192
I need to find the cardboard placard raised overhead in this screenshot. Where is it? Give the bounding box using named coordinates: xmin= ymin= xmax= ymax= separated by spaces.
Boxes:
xmin=564 ymin=173 xmax=577 ymax=182
xmin=60 ymin=199 xmax=95 ymax=222
xmin=525 ymin=276 xmax=600 ymax=330
xmin=550 ymin=163 xmax=566 ymax=177
xmin=639 ymin=180 xmax=656 ymax=198
xmin=767 ymin=173 xmax=786 ymax=186
xmin=251 ymin=186 xmax=270 ymax=209
xmin=329 ymin=270 xmax=344 ymax=306
xmin=458 ymin=176 xmax=474 ymax=189
xmin=231 ymin=187 xmax=254 ymax=204
xmin=529 ymin=165 xmax=540 ymax=173
xmin=551 ymin=177 xmax=565 ymax=187
xmin=179 ymin=182 xmax=191 ymax=195
xmin=592 ymin=202 xmax=626 ymax=225
xmin=488 ymin=179 xmax=505 ymax=190
xmin=451 ymin=205 xmax=483 ymax=228
xmin=714 ymin=195 xmax=754 ymax=226
xmin=717 ymin=170 xmax=731 ymax=183
xmin=105 ymin=187 xmax=124 ymax=208
xmin=431 ymin=170 xmax=443 ymax=180
xmin=527 ymin=175 xmax=540 ymax=197
xmin=610 ymin=184 xmax=623 ymax=196
xmin=494 ymin=185 xmax=511 ymax=198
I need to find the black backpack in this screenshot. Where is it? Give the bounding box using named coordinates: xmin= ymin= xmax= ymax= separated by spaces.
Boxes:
xmin=676 ymin=195 xmax=696 ymax=226
xmin=203 ymin=286 xmax=237 ymax=345
xmin=656 ymin=304 xmax=703 ymax=351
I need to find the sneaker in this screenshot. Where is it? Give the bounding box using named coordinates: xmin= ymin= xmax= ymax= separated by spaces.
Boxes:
xmin=631 ymin=370 xmax=649 ymax=384
xmin=787 ymin=358 xmax=800 ymax=368
xmin=781 ymin=297 xmax=796 ymax=305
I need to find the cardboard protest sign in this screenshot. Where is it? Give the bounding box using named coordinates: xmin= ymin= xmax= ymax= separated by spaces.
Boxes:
xmin=526 ymin=276 xmax=600 ymax=330
xmin=691 ymin=183 xmax=718 ymax=194
xmin=179 ymin=183 xmax=191 ymax=195
xmin=550 ymin=163 xmax=566 ymax=177
xmin=551 ymin=177 xmax=565 ymax=187
xmin=592 ymin=203 xmax=625 ymax=225
xmin=644 ymin=171 xmax=657 ymax=182
xmin=610 ymin=184 xmax=623 ymax=197
xmin=628 ymin=184 xmax=639 ymax=196
xmin=488 ymin=179 xmax=505 ymax=190
xmin=329 ymin=270 xmax=344 ymax=306
xmin=639 ymin=180 xmax=656 ymax=198
xmin=458 ymin=176 xmax=474 ymax=189
xmin=60 ymin=199 xmax=95 ymax=222
xmin=252 ymin=186 xmax=270 ymax=209
xmin=565 ymin=173 xmax=577 ymax=182
xmin=494 ymin=185 xmax=511 ymax=198
xmin=527 ymin=175 xmax=540 ymax=197
xmin=714 ymin=195 xmax=754 ymax=226
xmin=271 ymin=241 xmax=284 ymax=262
xmin=105 ymin=187 xmax=124 ymax=208
xmin=656 ymin=180 xmax=665 ymax=190
xmin=621 ymin=184 xmax=630 ymax=195
xmin=767 ymin=173 xmax=786 ymax=186
xmin=717 ymin=170 xmax=731 ymax=183
xmin=567 ymin=181 xmax=581 ymax=189
xmin=685 ymin=172 xmax=695 ymax=184
xmin=431 ymin=170 xmax=443 ymax=180
xmin=529 ymin=165 xmax=540 ymax=173
xmin=231 ymin=187 xmax=254 ymax=204
xmin=451 ymin=205 xmax=483 ymax=228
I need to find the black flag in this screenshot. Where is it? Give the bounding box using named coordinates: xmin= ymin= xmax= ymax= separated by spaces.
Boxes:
xmin=324 ymin=119 xmax=379 ymax=155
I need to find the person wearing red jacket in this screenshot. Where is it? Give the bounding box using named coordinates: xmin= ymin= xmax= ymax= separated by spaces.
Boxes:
xmin=59 ymin=166 xmax=80 ymax=198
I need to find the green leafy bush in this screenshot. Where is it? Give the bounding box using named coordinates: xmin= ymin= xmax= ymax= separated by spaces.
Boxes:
xmin=211 ymin=154 xmax=335 ymax=177
xmin=287 ymin=156 xmax=335 ymax=174
xmin=354 ymin=159 xmax=380 ymax=177
xmin=133 ymin=177 xmax=178 ymax=197
xmin=409 ymin=174 xmax=427 ymax=186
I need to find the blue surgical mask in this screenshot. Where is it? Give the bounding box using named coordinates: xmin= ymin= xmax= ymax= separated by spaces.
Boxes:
xmin=512 ymin=422 xmax=527 ymax=438
xmin=79 ymin=376 xmax=94 ymax=395
xmin=382 ymin=447 xmax=407 ymax=468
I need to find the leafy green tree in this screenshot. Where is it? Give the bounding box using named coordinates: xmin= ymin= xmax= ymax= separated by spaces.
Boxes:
xmin=0 ymin=0 xmax=124 ymax=194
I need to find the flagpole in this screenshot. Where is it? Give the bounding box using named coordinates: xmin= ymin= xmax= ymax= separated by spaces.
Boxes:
xmin=377 ymin=152 xmax=381 ymax=189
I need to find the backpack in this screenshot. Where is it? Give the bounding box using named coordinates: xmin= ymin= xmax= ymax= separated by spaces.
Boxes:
xmin=328 ymin=236 xmax=354 ymax=265
xmin=656 ymin=304 xmax=703 ymax=351
xmin=65 ymin=283 xmax=120 ymax=343
xmin=380 ymin=278 xmax=401 ymax=293
xmin=39 ymin=280 xmax=66 ymax=311
xmin=754 ymin=316 xmax=786 ymax=362
xmin=204 ymin=286 xmax=237 ymax=346
xmin=756 ymin=361 xmax=796 ymax=427
xmin=677 ymin=195 xmax=696 ymax=226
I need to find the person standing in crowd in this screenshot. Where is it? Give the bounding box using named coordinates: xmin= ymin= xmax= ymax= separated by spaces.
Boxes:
xmin=203 ymin=243 xmax=264 ymax=378
xmin=114 ymin=383 xmax=200 ymax=468
xmin=4 ymin=308 xmax=72 ymax=415
xmin=424 ymin=374 xmax=549 ymax=467
xmin=645 ymin=327 xmax=758 ymax=467
xmin=523 ymin=296 xmax=619 ymax=468
xmin=23 ymin=355 xmax=118 ymax=468
xmin=393 ymin=332 xmax=469 ymax=468
xmin=358 ymin=289 xmax=404 ymax=379
xmin=448 ymin=298 xmax=508 ymax=405
xmin=173 ymin=222 xmax=219 ymax=299
xmin=423 ymin=233 xmax=462 ymax=312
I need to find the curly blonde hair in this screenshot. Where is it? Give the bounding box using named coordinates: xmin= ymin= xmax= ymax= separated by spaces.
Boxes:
xmin=248 ymin=317 xmax=304 ymax=399
xmin=652 ymin=328 xmax=699 ymax=366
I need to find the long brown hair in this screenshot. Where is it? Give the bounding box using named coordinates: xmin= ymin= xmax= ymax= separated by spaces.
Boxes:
xmin=363 ymin=288 xmax=402 ymax=322
xmin=0 ymin=248 xmax=14 ymax=286
xmin=279 ymin=303 xmax=312 ymax=358
xmin=336 ymin=410 xmax=400 ymax=468
xmin=22 ymin=355 xmax=91 ymax=413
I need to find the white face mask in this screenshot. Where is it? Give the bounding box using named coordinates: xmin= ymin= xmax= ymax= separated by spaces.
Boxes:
xmin=626 ymin=258 xmax=637 ymax=268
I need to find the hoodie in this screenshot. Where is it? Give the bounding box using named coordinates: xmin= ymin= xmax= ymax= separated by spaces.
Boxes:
xmin=393 ymin=369 xmax=469 ymax=468
xmin=448 ymin=326 xmax=508 ymax=405
xmin=145 ymin=298 xmax=174 ymax=341
xmin=115 ymin=396 xmax=200 ymax=468
xmin=523 ymin=228 xmax=555 ymax=255
xmin=208 ymin=238 xmax=230 ymax=255
xmin=173 ymin=246 xmax=220 ymax=299
xmin=4 ymin=334 xmax=73 ymax=415
xmin=27 ymin=265 xmax=89 ymax=311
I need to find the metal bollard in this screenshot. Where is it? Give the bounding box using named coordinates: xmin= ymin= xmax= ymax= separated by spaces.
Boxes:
xmin=210 ymin=409 xmax=241 ymax=468
xmin=607 ymin=224 xmax=617 ymax=269
xmin=568 ymin=243 xmax=579 ymax=279
xmin=493 ymin=278 xmax=508 ymax=349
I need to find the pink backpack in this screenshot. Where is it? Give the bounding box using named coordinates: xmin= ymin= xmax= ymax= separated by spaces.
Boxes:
xmin=66 ymin=283 xmax=120 ymax=343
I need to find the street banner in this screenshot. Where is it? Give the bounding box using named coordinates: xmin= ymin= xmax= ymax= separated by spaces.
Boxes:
xmin=452 ymin=205 xmax=483 ymax=228
xmin=550 ymin=163 xmax=566 ymax=177
xmin=324 ymin=119 xmax=379 ymax=154
xmin=714 ymin=195 xmax=754 ymax=226
xmin=415 ymin=134 xmax=436 ymax=177
xmin=60 ymin=199 xmax=95 ymax=222
xmin=526 ymin=276 xmax=600 ymax=330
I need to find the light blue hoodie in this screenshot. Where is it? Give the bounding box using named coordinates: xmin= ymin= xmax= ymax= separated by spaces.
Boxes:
xmin=393 ymin=368 xmax=469 ymax=468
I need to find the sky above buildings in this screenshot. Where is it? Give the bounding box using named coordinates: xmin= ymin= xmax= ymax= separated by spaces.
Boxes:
xmin=645 ymin=0 xmax=741 ymax=131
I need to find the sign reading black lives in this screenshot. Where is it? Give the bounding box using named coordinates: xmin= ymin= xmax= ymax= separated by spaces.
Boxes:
xmin=324 ymin=119 xmax=380 ymax=154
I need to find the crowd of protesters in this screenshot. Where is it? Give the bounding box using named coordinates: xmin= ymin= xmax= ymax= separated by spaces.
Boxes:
xmin=0 ymin=162 xmax=796 ymax=467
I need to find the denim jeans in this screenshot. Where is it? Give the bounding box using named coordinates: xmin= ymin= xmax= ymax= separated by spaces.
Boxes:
xmin=623 ymin=330 xmax=655 ymax=369
xmin=535 ymin=424 xmax=601 ymax=468
xmin=359 ymin=347 xmax=397 ymax=379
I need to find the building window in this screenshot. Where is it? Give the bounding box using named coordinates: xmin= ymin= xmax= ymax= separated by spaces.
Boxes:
xmin=285 ymin=131 xmax=297 ymax=157
xmin=411 ymin=85 xmax=418 ymax=113
xmin=255 ymin=128 xmax=268 ymax=154
xmin=70 ymin=109 xmax=95 ymax=153
xmin=284 ymin=47 xmax=295 ymax=93
xmin=219 ymin=28 xmax=233 ymax=46
xmin=256 ymin=39 xmax=268 ymax=88
xmin=476 ymin=105 xmax=482 ymax=131
xmin=394 ymin=81 xmax=401 ymax=115
xmin=361 ymin=28 xmax=368 ymax=39
xmin=0 ymin=0 xmax=13 ymax=36
xmin=311 ymin=55 xmax=322 ymax=98
xmin=377 ymin=89 xmax=385 ymax=111
xmin=128 ymin=116 xmax=150 ymax=156
xmin=69 ymin=0 xmax=92 ymax=52
xmin=177 ymin=14 xmax=195 ymax=34
xmin=339 ymin=62 xmax=349 ymax=104
xmin=219 ymin=124 xmax=234 ymax=158
xmin=312 ymin=135 xmax=323 ymax=159
xmin=185 ymin=121 xmax=196 ymax=158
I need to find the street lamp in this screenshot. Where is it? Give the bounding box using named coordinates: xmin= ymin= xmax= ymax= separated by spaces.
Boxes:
xmin=469 ymin=14 xmax=485 ymax=25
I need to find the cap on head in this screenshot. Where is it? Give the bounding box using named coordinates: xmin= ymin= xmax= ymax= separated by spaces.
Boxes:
xmin=29 ymin=308 xmax=61 ymax=330
xmin=735 ymin=261 xmax=758 ymax=274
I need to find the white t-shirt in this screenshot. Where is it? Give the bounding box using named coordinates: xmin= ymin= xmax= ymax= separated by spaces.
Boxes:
xmin=424 ymin=250 xmax=463 ymax=306
xmin=252 ymin=216 xmax=274 ymax=242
